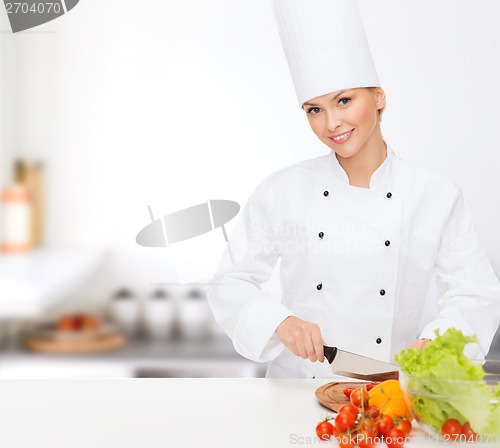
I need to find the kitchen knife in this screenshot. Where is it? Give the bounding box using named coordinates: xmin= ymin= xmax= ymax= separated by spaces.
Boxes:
xmin=323 ymin=346 xmax=399 ymax=381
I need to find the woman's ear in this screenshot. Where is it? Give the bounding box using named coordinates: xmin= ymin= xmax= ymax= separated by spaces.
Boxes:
xmin=374 ymin=87 xmax=386 ymax=111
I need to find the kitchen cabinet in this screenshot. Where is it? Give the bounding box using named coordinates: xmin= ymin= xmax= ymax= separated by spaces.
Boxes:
xmin=0 ymin=378 xmax=438 ymax=448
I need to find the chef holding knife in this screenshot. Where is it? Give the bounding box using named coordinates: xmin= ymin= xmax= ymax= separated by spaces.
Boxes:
xmin=207 ymin=0 xmax=500 ymax=378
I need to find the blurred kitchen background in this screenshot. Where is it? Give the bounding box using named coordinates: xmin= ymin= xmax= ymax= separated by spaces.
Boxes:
xmin=0 ymin=0 xmax=500 ymax=378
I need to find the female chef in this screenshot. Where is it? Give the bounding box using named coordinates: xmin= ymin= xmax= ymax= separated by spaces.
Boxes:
xmin=207 ymin=0 xmax=500 ymax=378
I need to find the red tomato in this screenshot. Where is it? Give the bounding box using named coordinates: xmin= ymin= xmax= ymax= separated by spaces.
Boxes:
xmin=376 ymin=414 xmax=394 ymax=436
xmin=315 ymin=421 xmax=335 ymax=440
xmin=366 ymin=382 xmax=380 ymax=392
xmin=335 ymin=411 xmax=357 ymax=432
xmin=57 ymin=315 xmax=78 ymax=331
xmin=442 ymin=418 xmax=462 ymax=441
xmin=361 ymin=418 xmax=379 ymax=436
xmin=393 ymin=418 xmax=412 ymax=437
xmin=332 ymin=425 xmax=340 ymax=438
xmin=338 ymin=404 xmax=359 ymax=418
xmin=364 ymin=406 xmax=380 ymax=420
xmin=350 ymin=387 xmax=369 ymax=408
xmin=338 ymin=433 xmax=356 ymax=448
xmin=357 ymin=429 xmax=378 ymax=448
xmin=462 ymin=422 xmax=478 ymax=442
xmin=385 ymin=428 xmax=405 ymax=448
xmin=343 ymin=387 xmax=355 ymax=398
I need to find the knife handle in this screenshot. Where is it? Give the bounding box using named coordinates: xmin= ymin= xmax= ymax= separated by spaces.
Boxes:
xmin=323 ymin=345 xmax=338 ymax=364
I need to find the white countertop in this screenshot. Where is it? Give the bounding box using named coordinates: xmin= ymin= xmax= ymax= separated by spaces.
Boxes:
xmin=0 ymin=378 xmax=452 ymax=448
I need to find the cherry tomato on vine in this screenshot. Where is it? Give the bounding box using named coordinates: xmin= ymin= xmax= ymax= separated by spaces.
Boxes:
xmin=361 ymin=418 xmax=378 ymax=436
xmin=315 ymin=421 xmax=335 ymax=440
xmin=335 ymin=411 xmax=357 ymax=432
xmin=376 ymin=414 xmax=394 ymax=436
xmin=364 ymin=406 xmax=380 ymax=419
xmin=350 ymin=387 xmax=369 ymax=408
xmin=315 ymin=421 xmax=334 ymax=440
xmin=357 ymin=429 xmax=377 ymax=448
xmin=337 ymin=432 xmax=356 ymax=448
xmin=338 ymin=403 xmax=358 ymax=418
xmin=393 ymin=418 xmax=411 ymax=437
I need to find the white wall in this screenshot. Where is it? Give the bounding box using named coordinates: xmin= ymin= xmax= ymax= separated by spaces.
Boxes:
xmin=0 ymin=10 xmax=12 ymax=203
xmin=1 ymin=0 xmax=500 ymax=305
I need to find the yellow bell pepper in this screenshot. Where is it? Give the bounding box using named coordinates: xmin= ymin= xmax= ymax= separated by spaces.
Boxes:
xmin=367 ymin=380 xmax=413 ymax=421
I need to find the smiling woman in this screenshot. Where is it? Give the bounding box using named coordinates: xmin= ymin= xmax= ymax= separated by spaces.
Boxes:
xmin=302 ymin=87 xmax=386 ymax=186
xmin=206 ymin=0 xmax=500 ymax=378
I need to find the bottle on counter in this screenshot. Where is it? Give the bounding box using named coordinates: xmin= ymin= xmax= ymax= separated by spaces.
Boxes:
xmin=178 ymin=288 xmax=211 ymax=340
xmin=109 ymin=288 xmax=140 ymax=338
xmin=25 ymin=162 xmax=44 ymax=248
xmin=0 ymin=184 xmax=31 ymax=253
xmin=15 ymin=159 xmax=44 ymax=248
xmin=143 ymin=288 xmax=176 ymax=340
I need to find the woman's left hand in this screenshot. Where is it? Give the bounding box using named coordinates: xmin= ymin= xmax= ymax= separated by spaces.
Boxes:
xmin=410 ymin=338 xmax=432 ymax=350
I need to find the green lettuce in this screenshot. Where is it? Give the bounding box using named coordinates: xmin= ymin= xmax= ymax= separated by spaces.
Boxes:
xmin=395 ymin=328 xmax=500 ymax=436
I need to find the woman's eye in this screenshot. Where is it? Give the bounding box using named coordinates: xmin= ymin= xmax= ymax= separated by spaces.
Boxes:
xmin=338 ymin=97 xmax=351 ymax=106
xmin=307 ymin=107 xmax=321 ymax=115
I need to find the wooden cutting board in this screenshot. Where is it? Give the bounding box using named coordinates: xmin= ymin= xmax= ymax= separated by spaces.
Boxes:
xmin=315 ymin=382 xmax=367 ymax=412
xmin=24 ymin=329 xmax=126 ymax=354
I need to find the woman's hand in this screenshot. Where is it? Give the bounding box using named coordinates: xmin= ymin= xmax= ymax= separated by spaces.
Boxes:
xmin=275 ymin=316 xmax=326 ymax=362
xmin=410 ymin=338 xmax=432 ymax=350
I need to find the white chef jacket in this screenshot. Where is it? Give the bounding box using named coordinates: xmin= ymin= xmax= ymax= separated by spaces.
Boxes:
xmin=207 ymin=146 xmax=500 ymax=378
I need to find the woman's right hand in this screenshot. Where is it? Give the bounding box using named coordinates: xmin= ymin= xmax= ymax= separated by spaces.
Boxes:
xmin=275 ymin=316 xmax=326 ymax=362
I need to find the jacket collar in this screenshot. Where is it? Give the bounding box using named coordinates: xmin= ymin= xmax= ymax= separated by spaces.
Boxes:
xmin=328 ymin=143 xmax=395 ymax=189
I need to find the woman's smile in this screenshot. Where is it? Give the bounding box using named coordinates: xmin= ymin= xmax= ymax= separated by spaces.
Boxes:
xmin=328 ymin=129 xmax=354 ymax=144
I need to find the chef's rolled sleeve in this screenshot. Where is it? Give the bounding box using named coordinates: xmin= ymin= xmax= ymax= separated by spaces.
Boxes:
xmin=232 ymin=296 xmax=294 ymax=362
xmin=207 ymin=179 xmax=296 ymax=363
xmin=419 ymin=188 xmax=500 ymax=357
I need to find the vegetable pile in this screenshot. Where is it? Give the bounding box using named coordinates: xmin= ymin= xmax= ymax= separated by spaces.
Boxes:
xmin=316 ymin=381 xmax=413 ymax=447
xmin=395 ymin=328 xmax=500 ymax=439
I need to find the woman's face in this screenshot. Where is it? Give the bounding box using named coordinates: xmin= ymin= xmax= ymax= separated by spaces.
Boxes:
xmin=302 ymin=87 xmax=386 ymax=158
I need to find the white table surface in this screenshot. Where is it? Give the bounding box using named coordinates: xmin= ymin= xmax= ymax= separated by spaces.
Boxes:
xmin=0 ymin=378 xmax=484 ymax=448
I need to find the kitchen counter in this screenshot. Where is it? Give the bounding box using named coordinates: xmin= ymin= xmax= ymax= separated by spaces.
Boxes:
xmin=0 ymin=378 xmax=452 ymax=448
xmin=0 ymin=335 xmax=267 ymax=378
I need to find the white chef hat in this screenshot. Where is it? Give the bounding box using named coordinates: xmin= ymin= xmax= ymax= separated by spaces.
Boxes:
xmin=270 ymin=0 xmax=380 ymax=107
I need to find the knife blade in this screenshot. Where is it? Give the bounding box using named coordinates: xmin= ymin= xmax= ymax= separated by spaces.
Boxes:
xmin=323 ymin=346 xmax=399 ymax=381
